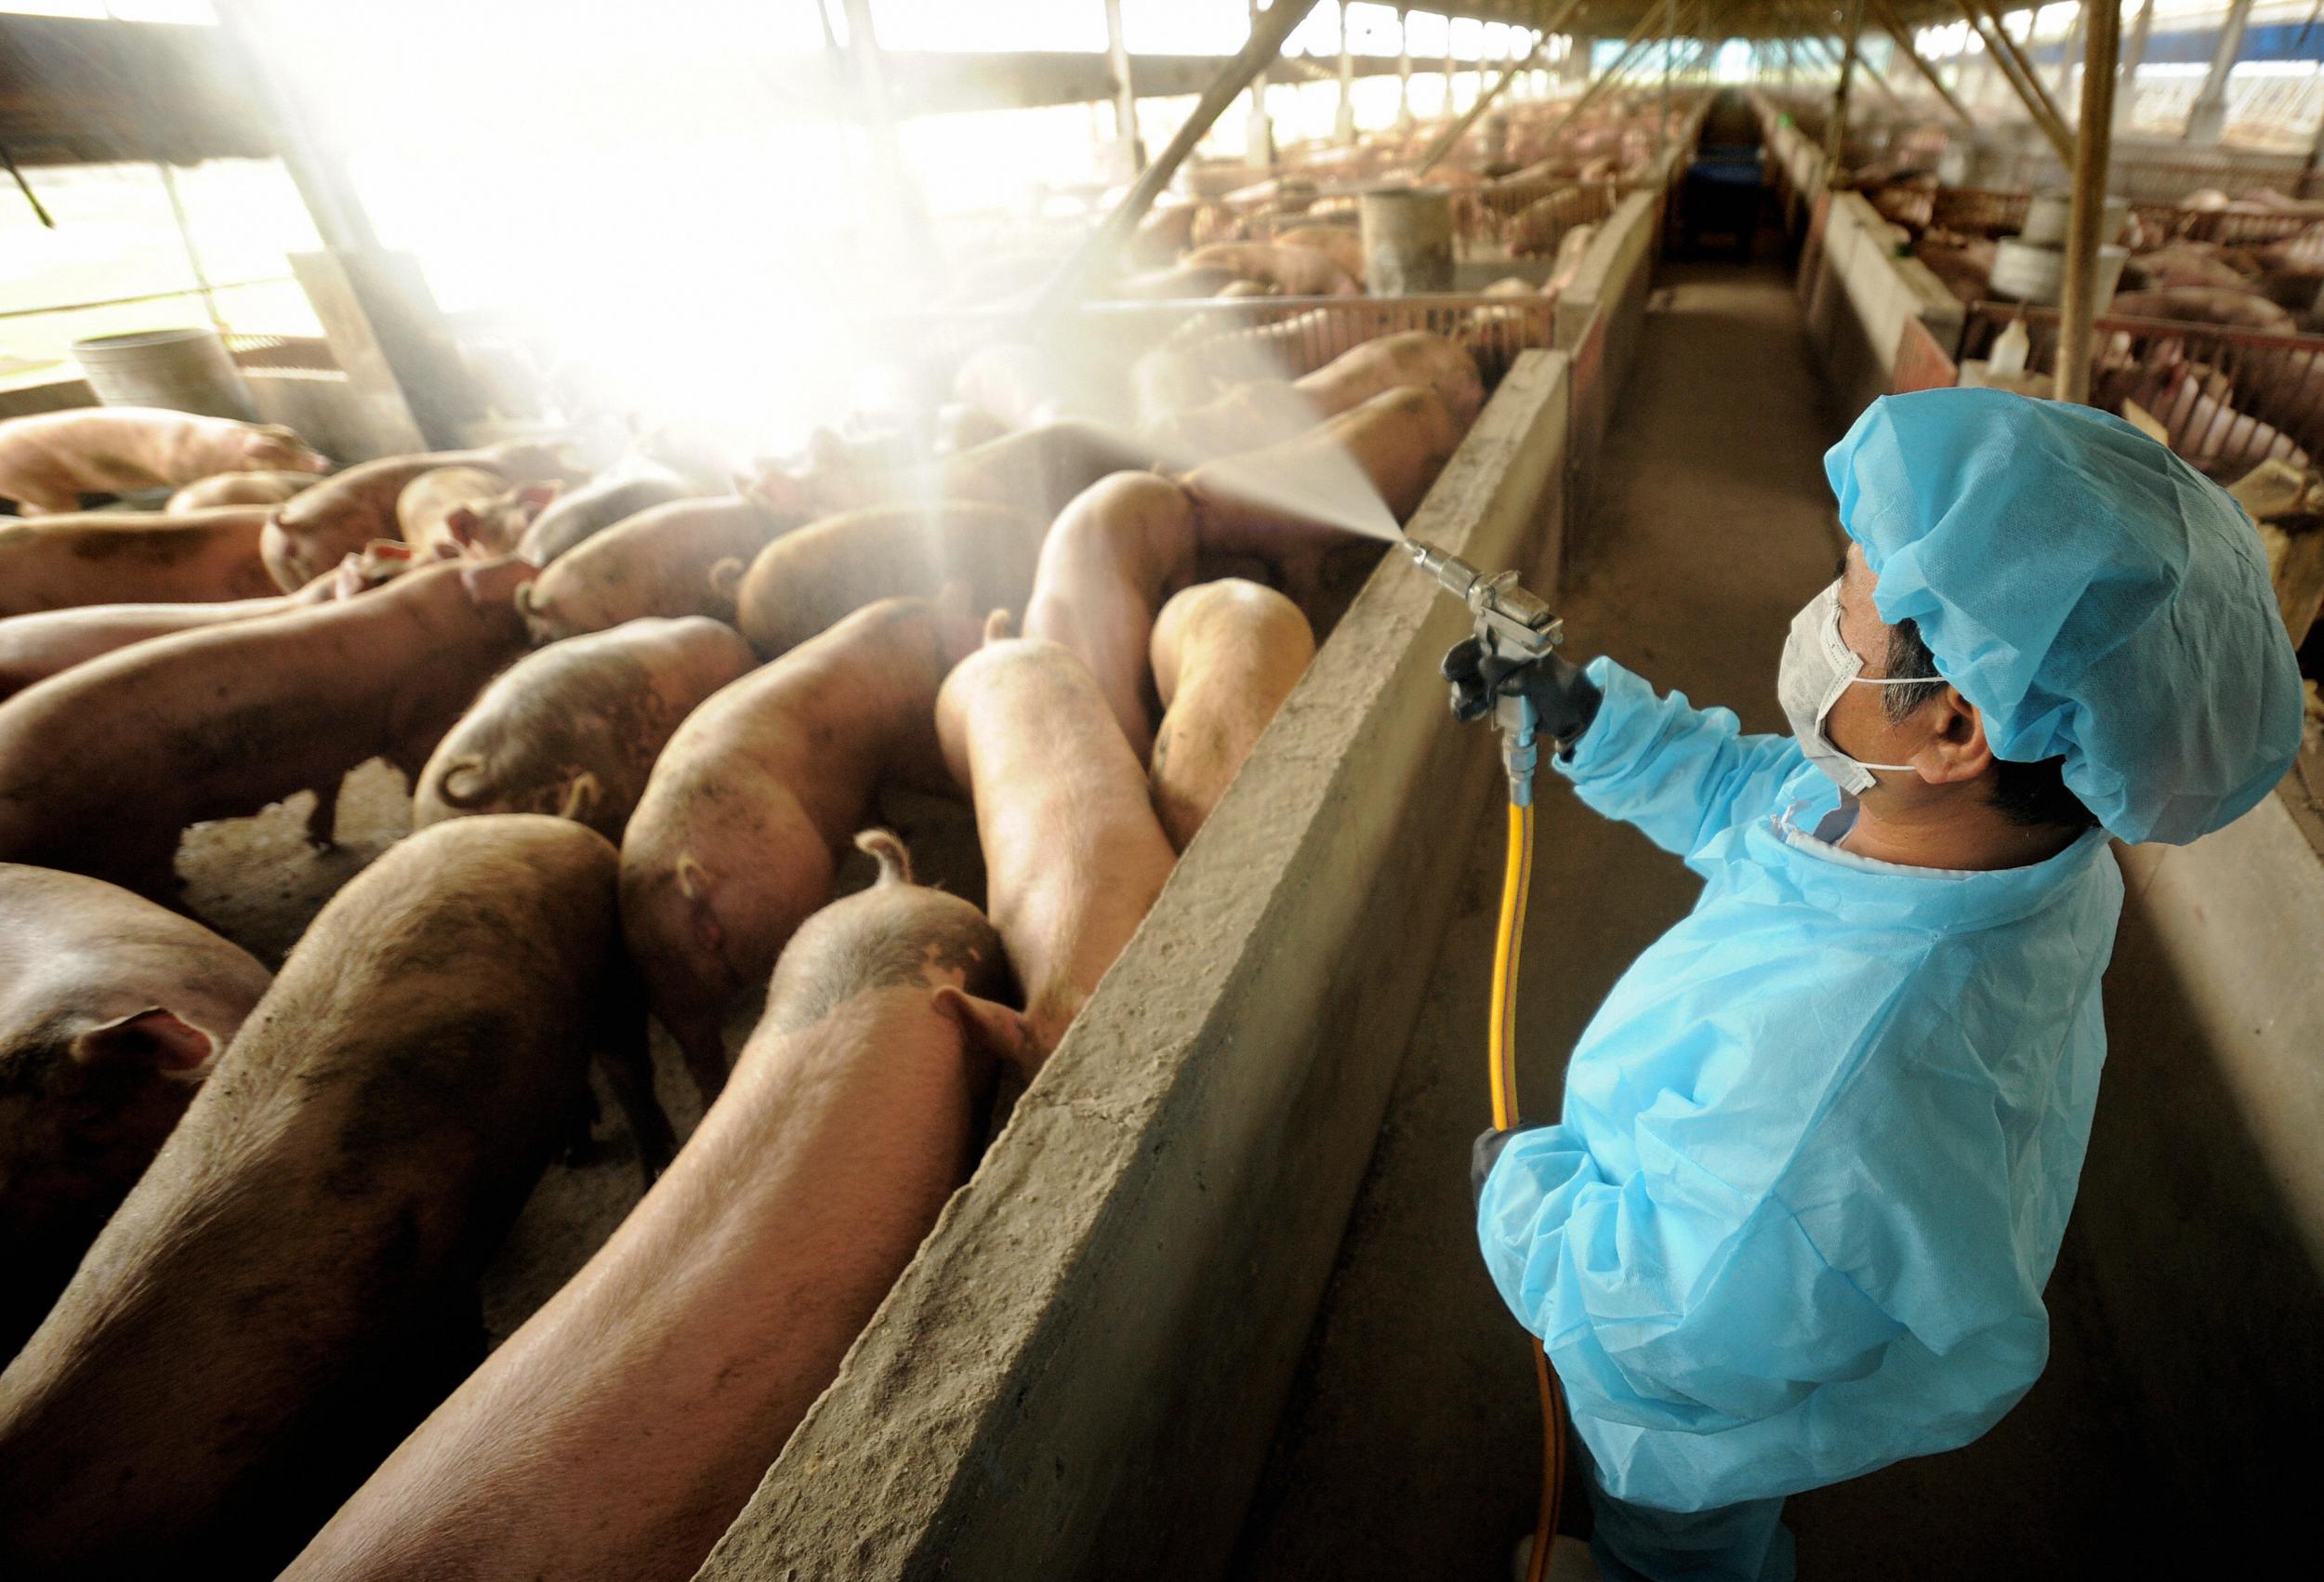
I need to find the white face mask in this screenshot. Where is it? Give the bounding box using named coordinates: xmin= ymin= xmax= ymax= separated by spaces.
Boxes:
xmin=1777 ymin=581 xmax=1924 ymax=796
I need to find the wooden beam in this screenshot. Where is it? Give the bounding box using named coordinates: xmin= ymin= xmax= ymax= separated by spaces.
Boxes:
xmin=2056 ymin=0 xmax=2122 ymax=406
xmin=1034 ymin=0 xmax=1326 ymax=320
xmin=1871 ymin=0 xmax=1976 ymax=129
xmin=1825 ymin=0 xmax=1865 ymax=189
xmin=1416 ymin=0 xmax=1583 ymax=174
xmin=1532 ymin=7 xmax=1666 ymax=151
xmin=1953 ymin=0 xmax=2074 ymax=161
xmin=1974 ymin=0 xmax=2074 ymax=152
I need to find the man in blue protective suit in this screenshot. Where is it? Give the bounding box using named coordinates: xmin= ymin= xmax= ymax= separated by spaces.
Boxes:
xmin=1454 ymin=389 xmax=2305 ymax=1582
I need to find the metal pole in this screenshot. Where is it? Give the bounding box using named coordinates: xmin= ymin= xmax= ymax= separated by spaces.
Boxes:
xmin=1246 ymin=0 xmax=1276 ymax=165
xmin=2116 ymin=0 xmax=2155 ymax=129
xmin=1981 ymin=0 xmax=2072 ymax=141
xmin=1659 ymin=0 xmax=1675 ymax=172
xmin=1397 ymin=6 xmax=1414 ymax=128
xmin=2185 ymin=0 xmax=2257 ymax=143
xmin=1417 ymin=2 xmax=1580 ymax=173
xmin=1335 ymin=0 xmax=1358 ymax=141
xmin=2053 ymin=1 xmax=2085 ymax=99
xmin=838 ymin=0 xmax=937 ymax=263
xmin=2057 ymin=0 xmax=2122 ymax=405
xmin=1035 ymin=0 xmax=1325 ymax=318
xmin=1446 ymin=29 xmax=1459 ymax=119
xmin=1826 ymin=0 xmax=1865 ymax=189
xmin=1953 ymin=0 xmax=2074 ymax=160
xmin=1104 ymin=0 xmax=1142 ymax=171
xmin=1872 ymin=0 xmax=1976 ymax=127
xmin=1537 ymin=9 xmax=1666 ymax=148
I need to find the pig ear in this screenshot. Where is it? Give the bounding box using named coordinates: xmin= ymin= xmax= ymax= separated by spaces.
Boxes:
xmin=444 ymin=506 xmax=482 ymax=550
xmin=982 ymin=609 xmax=1013 ymax=644
xmin=932 ymin=985 xmax=1040 ymax=1084
xmin=706 ymin=557 xmax=747 ymax=602
xmin=516 ymin=481 xmax=561 ymax=515
xmin=557 ymin=771 xmax=601 ymax=824
xmin=72 ymin=1008 xmax=217 ymax=1075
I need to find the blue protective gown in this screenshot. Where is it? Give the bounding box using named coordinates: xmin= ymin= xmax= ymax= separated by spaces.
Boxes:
xmin=1475 ymin=657 xmax=2124 ymax=1513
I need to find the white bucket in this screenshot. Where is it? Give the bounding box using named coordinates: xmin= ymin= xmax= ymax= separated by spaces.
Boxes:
xmin=1987 ymin=239 xmax=2130 ymax=309
xmin=2021 ymin=189 xmax=2130 ymax=248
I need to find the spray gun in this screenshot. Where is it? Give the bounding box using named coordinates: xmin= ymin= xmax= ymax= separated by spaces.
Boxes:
xmin=1399 ymin=537 xmax=1578 ymax=1581
xmin=1402 ymin=537 xmax=1566 ymax=805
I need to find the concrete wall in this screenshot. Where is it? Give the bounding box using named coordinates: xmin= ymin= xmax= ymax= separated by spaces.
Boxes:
xmin=2077 ymin=794 xmax=2324 ymax=1523
xmin=1556 ymin=191 xmax=1660 ymax=531
xmin=695 ymin=349 xmax=1575 ymax=1582
xmin=1799 ymin=191 xmax=1967 ymax=425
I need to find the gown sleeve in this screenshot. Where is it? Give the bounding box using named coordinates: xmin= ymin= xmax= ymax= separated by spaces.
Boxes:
xmin=1554 ymin=658 xmax=1809 ymax=859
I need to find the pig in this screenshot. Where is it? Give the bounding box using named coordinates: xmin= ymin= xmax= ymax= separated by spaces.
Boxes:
xmin=0 ymin=506 xmax=276 ymax=619
xmin=936 ymin=616 xmax=1177 ymax=1059
xmin=0 ymin=556 xmax=536 ymax=902
xmin=1178 ymin=384 xmax=1462 ymax=626
xmin=414 ymin=614 xmax=759 ymax=840
xmin=2108 ymin=287 xmax=2297 ymax=333
xmin=1139 ymin=378 xmax=1320 ymax=460
xmin=517 ymin=494 xmax=797 ymax=642
xmin=0 ymin=407 xmax=327 ymax=516
xmin=765 ymin=418 xmax=1170 ymax=529
xmin=1185 ymin=241 xmax=1362 ymax=297
xmin=2147 ymin=361 xmax=2313 ymax=475
xmin=278 ymin=831 xmax=1031 ymax=1582
xmin=0 ymin=816 xmax=637 ymax=1580
xmin=260 ymin=439 xmax=578 ymax=590
xmin=1915 ymin=233 xmax=1998 ymax=307
xmin=1147 ymin=579 xmax=1316 ymax=850
xmin=513 ymin=457 xmax=698 ymax=565
xmin=395 ymin=464 xmax=561 ymax=559
xmin=2122 ymin=242 xmax=2265 ymax=294
xmin=1292 ymin=330 xmax=1485 ymax=431
xmin=166 ymin=468 xmax=317 ymax=514
xmin=1273 ymin=222 xmax=1367 ymax=285
xmin=0 ymin=576 xmax=340 ymax=703
xmin=954 ymin=342 xmax=1063 ymax=430
xmin=1508 ymin=193 xmax=1586 ymax=257
xmin=1022 ymin=472 xmax=1200 ymax=758
xmin=622 ymin=597 xmax=979 ymax=1100
xmin=733 ymin=502 xmax=1047 ymax=659
xmin=1547 ymin=222 xmax=1599 ymax=296
xmin=0 ymin=864 xmax=271 ymax=1360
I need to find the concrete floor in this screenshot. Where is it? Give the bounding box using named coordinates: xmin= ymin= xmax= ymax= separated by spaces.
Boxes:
xmin=1230 ymin=259 xmax=2150 ymax=1579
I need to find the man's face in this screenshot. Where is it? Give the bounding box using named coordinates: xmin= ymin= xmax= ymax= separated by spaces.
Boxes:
xmin=1826 ymin=543 xmax=1921 ymax=768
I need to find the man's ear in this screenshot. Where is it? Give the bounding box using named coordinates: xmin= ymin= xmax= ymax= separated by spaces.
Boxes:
xmin=1911 ymin=685 xmax=1994 ymax=785
xmin=71 ymin=1008 xmax=218 ymax=1075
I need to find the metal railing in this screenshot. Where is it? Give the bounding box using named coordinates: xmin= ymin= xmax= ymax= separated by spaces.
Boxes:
xmin=872 ymin=290 xmax=1562 ymax=402
xmin=1963 ymin=301 xmax=2324 ymax=475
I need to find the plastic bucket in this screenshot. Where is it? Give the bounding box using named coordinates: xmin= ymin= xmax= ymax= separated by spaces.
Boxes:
xmin=1359 ymin=186 xmax=1456 ymax=296
xmin=2021 ymin=190 xmax=2130 ymax=248
xmin=1988 ymin=240 xmax=2130 ymax=308
xmin=72 ymin=327 xmax=260 ymax=422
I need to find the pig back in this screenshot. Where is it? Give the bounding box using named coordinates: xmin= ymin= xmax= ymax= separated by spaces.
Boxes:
xmin=733 ymin=503 xmax=1044 ymax=658
xmin=0 ymin=509 xmax=274 ymax=619
xmin=0 ymin=815 xmax=627 ymax=1579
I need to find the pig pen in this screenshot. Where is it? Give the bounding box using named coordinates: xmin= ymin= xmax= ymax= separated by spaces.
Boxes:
xmin=684 ymin=348 xmax=1577 ymax=1579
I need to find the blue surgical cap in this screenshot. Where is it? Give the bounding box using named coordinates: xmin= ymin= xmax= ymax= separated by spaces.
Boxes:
xmin=1826 ymin=389 xmax=2303 ymax=845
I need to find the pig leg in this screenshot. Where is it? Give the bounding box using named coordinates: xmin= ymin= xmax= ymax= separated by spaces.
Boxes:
xmin=1021 ymin=472 xmax=1200 ymax=759
xmin=1148 ymin=579 xmax=1316 ymax=850
xmin=303 ymin=771 xmax=345 ymax=850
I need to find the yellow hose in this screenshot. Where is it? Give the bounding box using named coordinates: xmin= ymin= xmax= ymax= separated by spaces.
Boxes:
xmin=1490 ymin=798 xmax=1565 ymax=1582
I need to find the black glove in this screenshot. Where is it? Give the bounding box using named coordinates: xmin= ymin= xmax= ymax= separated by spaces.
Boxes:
xmin=1442 ymin=638 xmax=1603 ymax=749
xmin=1472 ymin=1123 xmax=1545 ymax=1206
